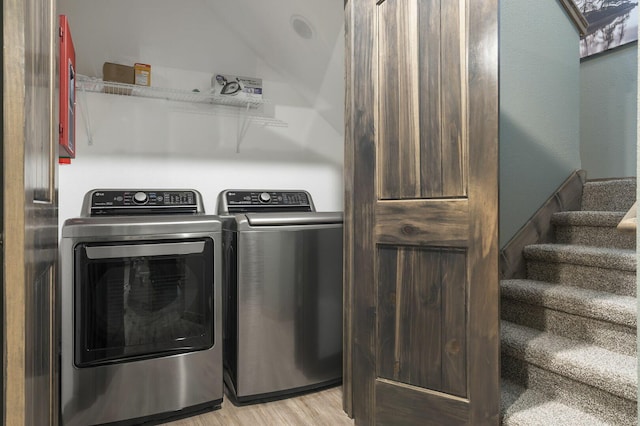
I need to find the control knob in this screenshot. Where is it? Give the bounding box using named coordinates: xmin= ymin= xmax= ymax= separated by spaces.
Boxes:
xmin=258 ymin=192 xmax=271 ymax=203
xmin=133 ymin=191 xmax=148 ymax=204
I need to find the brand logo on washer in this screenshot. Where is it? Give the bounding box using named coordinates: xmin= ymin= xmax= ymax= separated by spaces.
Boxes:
xmin=95 ymin=192 xmax=105 ymax=197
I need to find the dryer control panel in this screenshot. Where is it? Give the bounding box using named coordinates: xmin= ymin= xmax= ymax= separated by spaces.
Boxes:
xmin=82 ymin=189 xmax=204 ymax=216
xmin=218 ymin=190 xmax=315 ymax=214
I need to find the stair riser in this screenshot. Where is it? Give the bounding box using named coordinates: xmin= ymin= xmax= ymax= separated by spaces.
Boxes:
xmin=554 ymin=225 xmax=636 ymax=250
xmin=527 ymin=260 xmax=636 ymax=297
xmin=502 ymin=355 xmax=637 ymax=425
xmin=581 ymin=180 xmax=636 ymax=211
xmin=501 ymin=299 xmax=636 ymax=356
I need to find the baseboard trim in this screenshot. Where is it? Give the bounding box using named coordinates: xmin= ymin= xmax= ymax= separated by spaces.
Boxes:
xmin=500 ymin=170 xmax=587 ymax=279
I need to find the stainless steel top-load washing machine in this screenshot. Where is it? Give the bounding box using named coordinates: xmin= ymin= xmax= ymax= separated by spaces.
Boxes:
xmin=60 ymin=189 xmax=223 ymax=425
xmin=217 ymin=190 xmax=343 ymax=404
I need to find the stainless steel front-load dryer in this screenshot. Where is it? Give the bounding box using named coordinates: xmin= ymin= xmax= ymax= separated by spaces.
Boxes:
xmin=60 ymin=189 xmax=223 ymax=425
xmin=217 ymin=189 xmax=343 ymax=404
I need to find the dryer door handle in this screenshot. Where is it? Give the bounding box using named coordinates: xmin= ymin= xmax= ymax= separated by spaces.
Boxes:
xmin=84 ymin=241 xmax=205 ymax=259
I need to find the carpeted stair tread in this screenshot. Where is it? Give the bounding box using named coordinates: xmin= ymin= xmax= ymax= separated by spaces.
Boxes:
xmin=500 ymin=354 xmax=638 ymax=426
xmin=551 ymin=210 xmax=626 ymax=227
xmin=524 ymin=244 xmax=636 ymax=272
xmin=501 ymin=279 xmax=636 ymax=327
xmin=502 ymin=357 xmax=637 ymax=425
xmin=502 ymin=298 xmax=637 ymax=356
xmin=501 ymin=321 xmax=637 ymax=401
xmin=501 ymin=379 xmax=610 ymax=426
xmin=553 ymin=217 xmax=636 ymax=250
xmin=581 ymin=178 xmax=636 ymax=212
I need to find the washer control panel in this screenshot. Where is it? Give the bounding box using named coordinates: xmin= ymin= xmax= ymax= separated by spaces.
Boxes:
xmin=219 ymin=190 xmax=315 ymax=214
xmin=83 ymin=189 xmax=203 ymax=216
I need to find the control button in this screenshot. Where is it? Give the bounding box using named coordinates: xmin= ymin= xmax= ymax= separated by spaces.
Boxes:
xmin=259 ymin=192 xmax=271 ymax=203
xmin=133 ymin=191 xmax=148 ymax=204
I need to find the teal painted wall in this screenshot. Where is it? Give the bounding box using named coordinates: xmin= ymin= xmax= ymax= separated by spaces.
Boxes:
xmin=499 ymin=1 xmax=583 ymax=247
xmin=580 ymin=42 xmax=637 ymax=179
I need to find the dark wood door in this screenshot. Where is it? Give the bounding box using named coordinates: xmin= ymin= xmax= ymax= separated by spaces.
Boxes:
xmin=4 ymin=0 xmax=59 ymax=423
xmin=343 ymin=0 xmax=499 ymax=424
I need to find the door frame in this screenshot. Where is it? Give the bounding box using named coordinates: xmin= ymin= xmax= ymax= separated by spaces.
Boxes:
xmin=3 ymin=0 xmax=59 ymax=423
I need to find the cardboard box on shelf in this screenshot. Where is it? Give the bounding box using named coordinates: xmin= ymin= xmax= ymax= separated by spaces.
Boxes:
xmin=134 ymin=63 xmax=151 ymax=86
xmin=102 ymin=62 xmax=134 ymax=95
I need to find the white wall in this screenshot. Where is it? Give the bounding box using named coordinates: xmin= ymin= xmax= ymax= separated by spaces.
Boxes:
xmin=58 ymin=0 xmax=345 ymax=225
xmin=580 ymin=42 xmax=637 ymax=178
xmin=499 ymin=0 xmax=583 ymax=247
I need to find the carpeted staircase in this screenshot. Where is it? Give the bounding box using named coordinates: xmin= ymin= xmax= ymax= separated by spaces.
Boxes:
xmin=500 ymin=178 xmax=638 ymax=425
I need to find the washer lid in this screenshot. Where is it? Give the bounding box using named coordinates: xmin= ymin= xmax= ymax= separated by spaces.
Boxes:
xmin=61 ymin=214 xmax=222 ymax=238
xmin=244 ymin=211 xmax=343 ymax=226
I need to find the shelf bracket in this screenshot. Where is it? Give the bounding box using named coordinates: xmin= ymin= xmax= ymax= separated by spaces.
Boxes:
xmin=78 ymin=84 xmax=94 ymax=145
xmin=236 ymin=102 xmax=255 ymax=153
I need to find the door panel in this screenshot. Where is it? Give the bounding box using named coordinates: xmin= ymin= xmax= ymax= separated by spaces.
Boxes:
xmin=376 ymin=379 xmax=468 ymax=426
xmin=417 ymin=0 xmax=443 ymax=198
xmin=377 ymin=0 xmax=420 ymax=199
xmin=378 ymin=0 xmax=466 ymax=199
xmin=344 ymin=0 xmax=499 ymax=423
xmin=377 ymin=247 xmax=467 ymax=397
xmin=439 ymin=0 xmax=466 ymax=197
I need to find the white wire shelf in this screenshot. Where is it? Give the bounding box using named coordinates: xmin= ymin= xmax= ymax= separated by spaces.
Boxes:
xmin=75 ymin=74 xmax=287 ymax=151
xmin=76 ymin=74 xmax=271 ymax=106
xmin=76 ymin=74 xmax=286 ymax=127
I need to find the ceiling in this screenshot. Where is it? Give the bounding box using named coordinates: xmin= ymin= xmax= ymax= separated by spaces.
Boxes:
xmin=58 ymin=0 xmax=345 ymax=107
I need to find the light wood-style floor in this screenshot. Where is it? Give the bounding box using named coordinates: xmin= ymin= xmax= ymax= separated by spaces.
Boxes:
xmin=162 ymin=386 xmax=354 ymax=426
